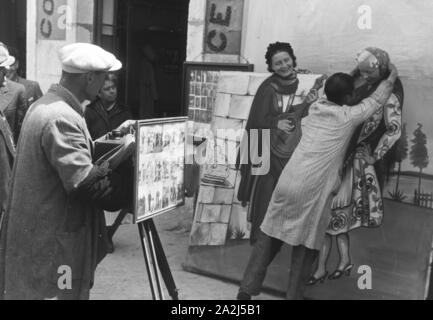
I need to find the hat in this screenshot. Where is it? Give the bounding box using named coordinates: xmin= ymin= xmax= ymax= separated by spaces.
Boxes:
xmin=58 ymin=43 xmax=122 ymax=74
xmin=0 ymin=44 xmax=16 ymax=68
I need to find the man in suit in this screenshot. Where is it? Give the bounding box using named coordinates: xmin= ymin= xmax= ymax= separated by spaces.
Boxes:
xmin=0 ymin=45 xmax=16 ymax=285
xmin=0 ymin=110 xmax=15 ymax=221
xmin=6 ymin=46 xmax=43 ymax=107
xmin=0 ymin=43 xmax=27 ymax=143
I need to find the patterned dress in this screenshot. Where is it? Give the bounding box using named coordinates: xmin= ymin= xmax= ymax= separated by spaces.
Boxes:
xmin=261 ymin=90 xmax=387 ymax=250
xmin=327 ymin=80 xmax=404 ymax=235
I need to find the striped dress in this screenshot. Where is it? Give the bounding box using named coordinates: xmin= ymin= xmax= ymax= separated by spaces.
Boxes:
xmin=261 ymin=96 xmax=383 ymax=250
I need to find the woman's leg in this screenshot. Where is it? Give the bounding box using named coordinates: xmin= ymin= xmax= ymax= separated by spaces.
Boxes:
xmin=238 ymin=231 xmax=283 ymax=297
xmin=287 ymin=245 xmax=319 ymax=300
xmin=312 ymin=234 xmax=332 ymax=278
xmin=336 ymin=233 xmax=352 ymax=269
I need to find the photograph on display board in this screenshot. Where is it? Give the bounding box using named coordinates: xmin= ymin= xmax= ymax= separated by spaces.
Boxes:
xmin=135 ymin=117 xmax=187 ymax=223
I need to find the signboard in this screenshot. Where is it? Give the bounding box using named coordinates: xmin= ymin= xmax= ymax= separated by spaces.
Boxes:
xmin=134 ymin=117 xmax=188 ymax=223
xmin=203 ymin=0 xmax=244 ymax=55
xmin=37 ymin=0 xmax=72 ymax=40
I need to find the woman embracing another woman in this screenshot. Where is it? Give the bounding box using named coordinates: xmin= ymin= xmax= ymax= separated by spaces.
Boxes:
xmin=308 ymin=47 xmax=404 ymax=285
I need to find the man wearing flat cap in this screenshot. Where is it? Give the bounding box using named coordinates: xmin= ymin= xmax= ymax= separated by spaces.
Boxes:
xmin=0 ymin=43 xmax=133 ymax=300
xmin=0 ymin=43 xmax=28 ymax=143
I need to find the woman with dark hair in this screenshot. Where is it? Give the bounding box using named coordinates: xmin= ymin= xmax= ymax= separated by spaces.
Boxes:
xmin=85 ymin=73 xmax=133 ymax=253
xmin=308 ymin=47 xmax=404 ymax=285
xmin=237 ymin=42 xmax=326 ymax=300
xmin=237 ymin=41 xmax=323 ymax=245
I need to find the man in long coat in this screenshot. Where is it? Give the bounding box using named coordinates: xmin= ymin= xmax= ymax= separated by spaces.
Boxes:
xmin=0 ymin=43 xmax=132 ymax=300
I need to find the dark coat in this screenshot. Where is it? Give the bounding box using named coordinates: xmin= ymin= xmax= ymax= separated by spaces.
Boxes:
xmin=15 ymin=76 xmax=43 ymax=106
xmin=0 ymin=79 xmax=28 ymax=143
xmin=85 ymin=100 xmax=132 ymax=140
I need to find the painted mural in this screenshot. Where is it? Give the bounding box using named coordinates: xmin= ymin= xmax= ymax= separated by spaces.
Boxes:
xmin=184 ymin=0 xmax=433 ymax=300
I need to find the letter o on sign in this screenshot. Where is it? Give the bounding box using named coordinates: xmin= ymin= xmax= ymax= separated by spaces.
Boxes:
xmin=43 ymin=0 xmax=55 ymax=15
xmin=40 ymin=18 xmax=52 ymax=38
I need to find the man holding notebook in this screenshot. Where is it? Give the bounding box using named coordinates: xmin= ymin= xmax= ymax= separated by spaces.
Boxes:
xmin=0 ymin=43 xmax=134 ymax=300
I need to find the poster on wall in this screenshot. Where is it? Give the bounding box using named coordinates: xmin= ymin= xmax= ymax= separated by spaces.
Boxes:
xmin=203 ymin=0 xmax=244 ymax=55
xmin=37 ymin=0 xmax=70 ymax=41
xmin=134 ymin=117 xmax=188 ymax=223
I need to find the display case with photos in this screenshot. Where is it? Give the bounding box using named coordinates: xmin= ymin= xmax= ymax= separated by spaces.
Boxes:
xmin=182 ymin=62 xmax=254 ymax=138
xmin=134 ymin=117 xmax=188 ymax=223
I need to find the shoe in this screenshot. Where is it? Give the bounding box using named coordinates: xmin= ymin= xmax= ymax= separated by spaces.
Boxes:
xmin=328 ymin=263 xmax=353 ymax=280
xmin=306 ymin=272 xmax=328 ymax=286
xmin=236 ymin=291 xmax=251 ymax=300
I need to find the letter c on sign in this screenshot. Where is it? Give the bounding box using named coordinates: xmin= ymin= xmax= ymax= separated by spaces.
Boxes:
xmin=43 ymin=0 xmax=55 ymax=15
xmin=206 ymin=30 xmax=227 ymax=53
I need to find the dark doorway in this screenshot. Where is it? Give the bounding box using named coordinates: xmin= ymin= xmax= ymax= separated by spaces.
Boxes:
xmin=95 ymin=0 xmax=190 ymax=120
xmin=0 ymin=0 xmax=27 ymax=77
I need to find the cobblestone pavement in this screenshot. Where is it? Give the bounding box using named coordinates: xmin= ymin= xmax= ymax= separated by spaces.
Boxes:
xmin=91 ymin=198 xmax=280 ymax=300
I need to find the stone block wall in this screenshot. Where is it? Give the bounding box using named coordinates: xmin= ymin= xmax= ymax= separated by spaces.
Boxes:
xmin=189 ymin=71 xmax=322 ymax=246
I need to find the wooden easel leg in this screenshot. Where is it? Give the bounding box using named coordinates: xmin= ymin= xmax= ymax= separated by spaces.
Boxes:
xmin=148 ymin=219 xmax=180 ymax=300
xmin=138 ymin=222 xmax=157 ymax=300
xmin=144 ymin=221 xmax=165 ymax=300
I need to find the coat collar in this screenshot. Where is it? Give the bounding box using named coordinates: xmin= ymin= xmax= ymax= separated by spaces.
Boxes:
xmin=48 ymin=84 xmax=85 ymax=117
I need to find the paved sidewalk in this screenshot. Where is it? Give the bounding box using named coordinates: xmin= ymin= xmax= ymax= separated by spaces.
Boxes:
xmin=91 ymin=198 xmax=281 ymax=300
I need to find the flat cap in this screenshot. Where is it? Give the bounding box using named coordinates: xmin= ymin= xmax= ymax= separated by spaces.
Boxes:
xmin=58 ymin=43 xmax=122 ymax=73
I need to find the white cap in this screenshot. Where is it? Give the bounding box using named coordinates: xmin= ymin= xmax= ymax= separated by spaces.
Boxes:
xmin=0 ymin=44 xmax=15 ymax=68
xmin=58 ymin=43 xmax=122 ymax=74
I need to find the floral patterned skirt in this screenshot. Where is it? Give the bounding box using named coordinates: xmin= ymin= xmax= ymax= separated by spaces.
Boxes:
xmin=326 ymin=158 xmax=384 ymax=236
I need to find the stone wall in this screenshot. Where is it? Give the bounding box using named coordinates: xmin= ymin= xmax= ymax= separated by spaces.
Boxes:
xmin=189 ymin=71 xmax=322 ymax=246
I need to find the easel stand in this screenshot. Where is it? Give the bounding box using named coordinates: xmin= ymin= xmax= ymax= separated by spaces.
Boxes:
xmin=138 ymin=219 xmax=179 ymax=300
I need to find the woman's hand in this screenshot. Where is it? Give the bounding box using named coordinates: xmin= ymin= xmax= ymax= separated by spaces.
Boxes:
xmin=387 ymin=62 xmax=398 ymax=83
xmin=304 ymin=89 xmax=319 ymax=105
xmin=277 ymin=119 xmax=295 ymax=133
xmin=355 ymin=144 xmax=376 ymax=165
xmin=313 ymin=75 xmax=327 ymax=90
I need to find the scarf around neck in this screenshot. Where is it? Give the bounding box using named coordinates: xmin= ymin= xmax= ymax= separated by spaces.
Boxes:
xmin=268 ymin=72 xmax=299 ymax=95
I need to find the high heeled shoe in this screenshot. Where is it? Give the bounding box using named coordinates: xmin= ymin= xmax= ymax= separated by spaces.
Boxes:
xmin=328 ymin=263 xmax=354 ymax=280
xmin=306 ymin=271 xmax=329 ymax=286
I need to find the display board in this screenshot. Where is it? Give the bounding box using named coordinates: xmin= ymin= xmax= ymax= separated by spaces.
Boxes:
xmin=182 ymin=62 xmax=254 ymax=138
xmin=134 ymin=117 xmax=188 ymax=223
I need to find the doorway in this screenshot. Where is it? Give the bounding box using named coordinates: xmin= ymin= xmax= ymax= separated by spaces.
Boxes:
xmin=0 ymin=0 xmax=27 ymax=77
xmin=95 ymin=0 xmax=190 ymax=120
